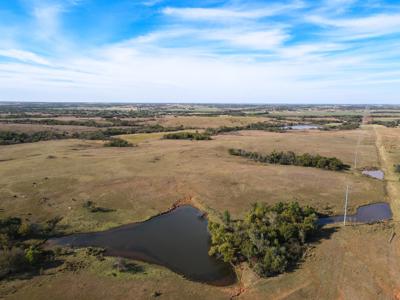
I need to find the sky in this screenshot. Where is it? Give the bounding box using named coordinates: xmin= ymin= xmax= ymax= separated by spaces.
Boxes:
xmin=0 ymin=0 xmax=400 ymax=103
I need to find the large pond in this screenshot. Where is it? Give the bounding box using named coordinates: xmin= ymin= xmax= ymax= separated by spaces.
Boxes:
xmin=318 ymin=202 xmax=392 ymax=225
xmin=48 ymin=205 xmax=236 ymax=286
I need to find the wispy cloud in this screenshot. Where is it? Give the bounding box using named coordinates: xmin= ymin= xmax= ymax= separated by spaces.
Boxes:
xmin=163 ymin=1 xmax=305 ymax=22
xmin=308 ymin=13 xmax=400 ymax=39
xmin=0 ymin=49 xmax=50 ymax=65
xmin=0 ymin=0 xmax=399 ymax=103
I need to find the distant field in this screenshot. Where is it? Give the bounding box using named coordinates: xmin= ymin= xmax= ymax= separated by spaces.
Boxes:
xmin=117 ymin=132 xmax=169 ymax=144
xmin=1 ymin=104 xmax=400 ymax=300
xmin=269 ymin=109 xmax=366 ymax=116
xmin=0 ymin=123 xmax=100 ymax=133
xmin=145 ymin=115 xmax=271 ymax=129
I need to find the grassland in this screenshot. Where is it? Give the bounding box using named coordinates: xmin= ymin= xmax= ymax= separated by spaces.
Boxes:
xmin=0 ymin=103 xmax=399 ymax=300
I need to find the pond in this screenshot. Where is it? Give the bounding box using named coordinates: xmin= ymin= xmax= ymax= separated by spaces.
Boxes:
xmin=48 ymin=205 xmax=236 ymax=286
xmin=318 ymin=202 xmax=392 ymax=225
xmin=285 ymin=124 xmax=321 ymax=130
xmin=362 ymin=169 xmax=384 ymax=180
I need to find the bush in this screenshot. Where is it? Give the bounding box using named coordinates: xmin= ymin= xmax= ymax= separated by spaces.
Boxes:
xmin=24 ymin=246 xmax=43 ymax=266
xmin=208 ymin=202 xmax=317 ymax=277
xmin=395 ymin=164 xmax=400 ymax=173
xmin=104 ymin=138 xmax=133 ymax=147
xmin=17 ymin=223 xmax=32 ymax=238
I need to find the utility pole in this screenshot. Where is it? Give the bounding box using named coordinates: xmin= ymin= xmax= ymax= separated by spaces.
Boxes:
xmin=354 ymin=150 xmax=358 ymax=169
xmin=343 ymin=185 xmax=349 ymax=226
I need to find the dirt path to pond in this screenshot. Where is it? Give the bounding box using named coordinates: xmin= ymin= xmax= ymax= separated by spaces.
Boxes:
xmin=373 ymin=125 xmax=400 ymax=220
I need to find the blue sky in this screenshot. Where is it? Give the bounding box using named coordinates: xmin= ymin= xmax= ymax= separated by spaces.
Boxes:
xmin=0 ymin=0 xmax=400 ymax=103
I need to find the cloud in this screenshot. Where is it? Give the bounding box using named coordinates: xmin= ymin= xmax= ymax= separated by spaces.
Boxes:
xmin=127 ymin=26 xmax=290 ymax=51
xmin=0 ymin=0 xmax=399 ymax=103
xmin=308 ymin=13 xmax=400 ymax=39
xmin=0 ymin=49 xmax=50 ymax=65
xmin=31 ymin=3 xmax=63 ymax=40
xmin=162 ymin=1 xmax=305 ymax=22
xmin=206 ymin=28 xmax=290 ymax=50
xmin=141 ymin=0 xmax=164 ymax=7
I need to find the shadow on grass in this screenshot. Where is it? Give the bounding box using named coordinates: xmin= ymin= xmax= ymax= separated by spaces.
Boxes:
xmin=113 ymin=258 xmax=145 ymax=274
xmin=285 ymin=226 xmax=338 ymax=274
xmin=1 ymin=259 xmax=64 ymax=282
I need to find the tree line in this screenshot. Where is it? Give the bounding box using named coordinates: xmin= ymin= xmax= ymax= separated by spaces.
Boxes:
xmin=0 ymin=125 xmax=186 ymax=145
xmin=371 ymin=120 xmax=400 ymax=128
xmin=229 ymin=148 xmax=350 ymax=171
xmin=208 ymin=202 xmax=317 ymax=277
xmin=0 ymin=118 xmax=158 ymax=128
xmin=205 ymin=122 xmax=285 ymax=135
xmin=163 ymin=131 xmax=212 ymax=140
xmin=0 ymin=131 xmax=68 ymax=145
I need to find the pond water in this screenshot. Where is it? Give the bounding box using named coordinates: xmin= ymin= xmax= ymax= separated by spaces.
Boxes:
xmin=318 ymin=202 xmax=392 ymax=225
xmin=48 ymin=205 xmax=236 ymax=286
xmin=362 ymin=169 xmax=384 ymax=180
xmin=285 ymin=124 xmax=321 ymax=130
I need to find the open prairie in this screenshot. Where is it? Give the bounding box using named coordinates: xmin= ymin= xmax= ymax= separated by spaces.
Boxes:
xmin=0 ymin=128 xmax=384 ymax=229
xmin=0 ymin=104 xmax=399 ymax=300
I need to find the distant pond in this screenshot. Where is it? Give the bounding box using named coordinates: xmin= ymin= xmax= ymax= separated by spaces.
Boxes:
xmin=285 ymin=124 xmax=321 ymax=130
xmin=362 ymin=169 xmax=384 ymax=180
xmin=48 ymin=205 xmax=236 ymax=286
xmin=318 ymin=202 xmax=392 ymax=225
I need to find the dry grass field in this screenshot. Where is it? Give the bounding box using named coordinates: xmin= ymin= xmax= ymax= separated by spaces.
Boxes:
xmin=146 ymin=115 xmax=271 ymax=128
xmin=0 ymin=128 xmax=384 ymax=229
xmin=0 ymin=123 xmax=100 ymax=133
xmin=1 ymin=116 xmax=399 ymax=300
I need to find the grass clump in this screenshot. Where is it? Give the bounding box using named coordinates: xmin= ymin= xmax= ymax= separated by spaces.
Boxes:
xmin=208 ymin=202 xmax=317 ymax=277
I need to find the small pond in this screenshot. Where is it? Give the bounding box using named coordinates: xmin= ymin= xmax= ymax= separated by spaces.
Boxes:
xmin=285 ymin=124 xmax=321 ymax=130
xmin=318 ymin=202 xmax=392 ymax=225
xmin=48 ymin=205 xmax=236 ymax=286
xmin=362 ymin=169 xmax=384 ymax=180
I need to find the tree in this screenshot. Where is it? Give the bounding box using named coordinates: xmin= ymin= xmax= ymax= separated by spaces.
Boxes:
xmin=208 ymin=202 xmax=317 ymax=277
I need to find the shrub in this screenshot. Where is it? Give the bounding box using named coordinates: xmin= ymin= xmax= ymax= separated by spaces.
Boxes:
xmin=395 ymin=164 xmax=400 ymax=173
xmin=104 ymin=138 xmax=133 ymax=147
xmin=24 ymin=246 xmax=43 ymax=266
xmin=17 ymin=223 xmax=32 ymax=238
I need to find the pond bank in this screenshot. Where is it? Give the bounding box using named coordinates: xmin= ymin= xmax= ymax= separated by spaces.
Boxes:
xmin=48 ymin=205 xmax=236 ymax=286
